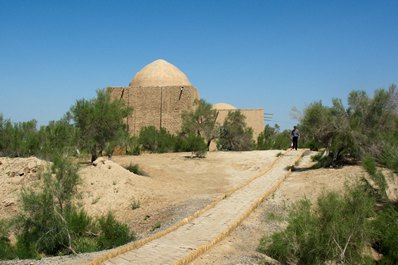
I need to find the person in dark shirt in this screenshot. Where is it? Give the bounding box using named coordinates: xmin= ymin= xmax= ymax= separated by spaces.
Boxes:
xmin=291 ymin=126 xmax=300 ymax=150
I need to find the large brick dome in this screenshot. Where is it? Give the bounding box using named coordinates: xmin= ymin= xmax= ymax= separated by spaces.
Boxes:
xmin=130 ymin=59 xmax=192 ymax=87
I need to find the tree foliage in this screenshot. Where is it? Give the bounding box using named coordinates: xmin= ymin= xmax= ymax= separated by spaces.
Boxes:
xmin=17 ymin=156 xmax=81 ymax=256
xmin=0 ymin=115 xmax=39 ymax=157
xmin=138 ymin=126 xmax=176 ymax=153
xmin=218 ymin=110 xmax=253 ymax=151
xmin=179 ymin=133 xmax=207 ymax=158
xmin=300 ymin=84 xmax=398 ymax=168
xmin=257 ymin=124 xmax=291 ymax=150
xmin=259 ymin=184 xmax=375 ymax=265
xmin=181 ymin=99 xmax=218 ymax=148
xmin=0 ymin=156 xmax=135 ymax=260
xmin=38 ymin=118 xmax=79 ymax=159
xmin=70 ymin=88 xmax=132 ymax=162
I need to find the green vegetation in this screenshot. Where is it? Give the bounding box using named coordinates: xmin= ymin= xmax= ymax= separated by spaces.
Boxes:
xmin=138 ymin=126 xmax=176 ymax=153
xmin=179 ymin=133 xmax=208 ymax=158
xmin=300 ymin=84 xmax=398 ymax=168
xmin=131 ymin=198 xmax=141 ymax=210
xmin=0 ymin=115 xmax=40 ymax=157
xmin=257 ymin=124 xmax=291 ymax=150
xmin=259 ymin=85 xmax=398 ymax=264
xmin=0 ymin=219 xmax=15 ymax=260
xmin=259 ymin=184 xmax=375 ymax=265
xmin=151 ymin=222 xmax=161 ymax=232
xmin=218 ymin=110 xmax=254 ymax=151
xmin=97 ymin=212 xmax=135 ymax=250
xmin=125 ymin=163 xmax=145 ymax=175
xmin=70 ymin=88 xmax=132 ymax=162
xmin=181 ymin=99 xmax=218 ymax=148
xmin=361 ymin=157 xmax=398 ymax=264
xmin=0 ymin=156 xmax=135 ymax=260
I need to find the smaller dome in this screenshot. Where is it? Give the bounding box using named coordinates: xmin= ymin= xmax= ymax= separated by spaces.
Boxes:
xmin=213 ymin=103 xmax=237 ymax=110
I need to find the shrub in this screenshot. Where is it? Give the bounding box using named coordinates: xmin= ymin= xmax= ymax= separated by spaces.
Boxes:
xmin=0 ymin=115 xmax=40 ymax=157
xmin=181 ymin=99 xmax=218 ymax=149
xmin=362 ymin=156 xmax=388 ymax=200
xmin=0 ymin=219 xmax=16 ymax=260
xmin=151 ymin=222 xmax=161 ymax=232
xmin=65 ymin=207 xmax=93 ymax=237
xmin=70 ymin=88 xmax=132 ymax=162
xmin=15 ymin=156 xmax=115 ymax=257
xmin=131 ymin=198 xmax=140 ymax=210
xmin=300 ymin=85 xmax=398 ymax=169
xmin=259 ymin=184 xmax=375 ymax=264
xmin=73 ymin=237 xmax=98 ymax=253
xmin=257 ymin=124 xmax=292 ymax=150
xmin=373 ymin=206 xmax=398 ymax=264
xmin=181 ymin=133 xmax=207 ymax=158
xmin=15 ymin=162 xmax=135 ymax=256
xmin=218 ymin=110 xmax=254 ymax=151
xmin=125 ymin=163 xmax=144 ymax=175
xmin=97 ymin=212 xmax=135 ymax=249
xmin=139 ymin=126 xmax=176 ymax=153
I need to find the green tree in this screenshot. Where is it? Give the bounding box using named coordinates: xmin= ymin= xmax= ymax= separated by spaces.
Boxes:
xmin=300 ymin=84 xmax=398 ymax=167
xmin=181 ymin=99 xmax=218 ymax=148
xmin=259 ymin=185 xmax=375 ymax=265
xmin=17 ymin=156 xmax=81 ymax=256
xmin=38 ymin=118 xmax=79 ymax=159
xmin=0 ymin=115 xmax=40 ymax=157
xmin=139 ymin=126 xmax=176 ymax=153
xmin=0 ymin=219 xmax=16 ymax=260
xmin=70 ymin=88 xmax=132 ymax=162
xmin=181 ymin=133 xmax=207 ymax=158
xmin=218 ymin=110 xmax=253 ymax=151
xmin=257 ymin=124 xmax=291 ymax=150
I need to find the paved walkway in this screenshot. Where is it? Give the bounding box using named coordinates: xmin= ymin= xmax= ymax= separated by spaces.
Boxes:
xmin=95 ymin=150 xmax=304 ymax=265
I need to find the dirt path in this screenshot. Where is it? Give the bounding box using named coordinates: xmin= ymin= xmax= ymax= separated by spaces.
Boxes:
xmin=191 ymin=151 xmax=366 ymax=265
xmin=90 ymin=150 xmax=305 ymax=265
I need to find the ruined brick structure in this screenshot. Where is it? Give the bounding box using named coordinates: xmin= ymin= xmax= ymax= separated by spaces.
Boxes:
xmin=110 ymin=59 xmax=199 ymax=135
xmin=109 ymin=59 xmax=264 ymax=143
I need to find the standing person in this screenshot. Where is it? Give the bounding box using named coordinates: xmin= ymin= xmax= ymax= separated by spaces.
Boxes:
xmin=291 ymin=126 xmax=300 ymax=150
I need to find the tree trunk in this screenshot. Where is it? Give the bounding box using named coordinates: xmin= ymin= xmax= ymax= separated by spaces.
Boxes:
xmin=91 ymin=153 xmax=97 ymax=163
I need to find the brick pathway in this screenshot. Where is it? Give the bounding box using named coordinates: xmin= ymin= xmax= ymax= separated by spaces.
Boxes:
xmin=93 ymin=150 xmax=304 ymax=265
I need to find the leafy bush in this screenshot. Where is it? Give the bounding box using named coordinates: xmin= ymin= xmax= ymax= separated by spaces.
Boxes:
xmin=300 ymin=85 xmax=398 ymax=169
xmin=218 ymin=110 xmax=254 ymax=151
xmin=131 ymin=198 xmax=140 ymax=210
xmin=257 ymin=124 xmax=292 ymax=150
xmin=0 ymin=219 xmax=16 ymax=260
xmin=70 ymin=88 xmax=132 ymax=162
xmin=259 ymin=184 xmax=375 ymax=264
xmin=17 ymin=157 xmax=80 ymax=256
xmin=139 ymin=126 xmax=176 ymax=153
xmin=373 ymin=206 xmax=398 ymax=264
xmin=65 ymin=207 xmax=93 ymax=237
xmin=38 ymin=118 xmax=79 ymax=159
xmin=0 ymin=115 xmax=40 ymax=157
xmin=97 ymin=212 xmax=135 ymax=249
xmin=180 ymin=133 xmax=207 ymax=158
xmin=181 ymin=99 xmax=218 ymax=149
xmin=362 ymin=156 xmax=388 ymax=199
xmin=12 ymin=156 xmax=135 ymax=258
xmin=125 ymin=163 xmax=144 ymax=175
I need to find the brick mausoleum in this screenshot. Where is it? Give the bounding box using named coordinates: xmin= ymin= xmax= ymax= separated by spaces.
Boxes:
xmin=110 ymin=59 xmax=264 ymax=142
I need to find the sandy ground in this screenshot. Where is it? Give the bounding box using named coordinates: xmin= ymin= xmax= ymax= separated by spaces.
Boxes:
xmin=1 ymin=150 xmax=393 ymax=265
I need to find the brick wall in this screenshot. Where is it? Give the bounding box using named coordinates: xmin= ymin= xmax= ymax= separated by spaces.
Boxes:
xmin=110 ymin=86 xmax=199 ymax=136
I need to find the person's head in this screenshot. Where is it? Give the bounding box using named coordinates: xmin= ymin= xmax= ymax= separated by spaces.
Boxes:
xmin=293 ymin=125 xmax=297 ymax=129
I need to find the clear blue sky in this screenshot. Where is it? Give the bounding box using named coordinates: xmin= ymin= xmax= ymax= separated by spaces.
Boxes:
xmin=1 ymin=0 xmax=397 ymax=130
